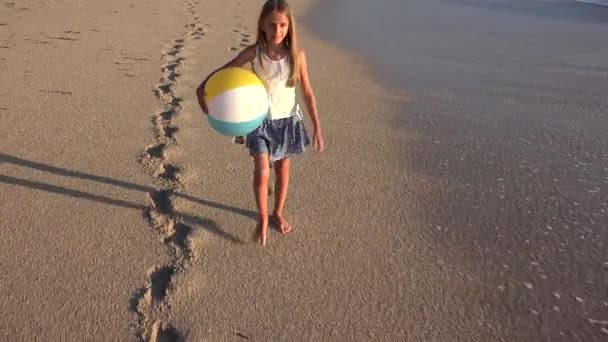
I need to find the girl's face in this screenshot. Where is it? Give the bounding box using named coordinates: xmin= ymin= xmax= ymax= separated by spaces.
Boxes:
xmin=263 ymin=11 xmax=290 ymax=46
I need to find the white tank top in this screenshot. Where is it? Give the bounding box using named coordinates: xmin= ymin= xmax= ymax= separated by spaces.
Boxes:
xmin=252 ymin=47 xmax=297 ymax=120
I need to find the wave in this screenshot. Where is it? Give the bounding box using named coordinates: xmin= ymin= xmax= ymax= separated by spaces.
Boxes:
xmin=576 ymin=0 xmax=608 ymax=6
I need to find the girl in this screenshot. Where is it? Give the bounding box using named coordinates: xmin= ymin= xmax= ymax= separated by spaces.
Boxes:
xmin=196 ymin=0 xmax=324 ymax=246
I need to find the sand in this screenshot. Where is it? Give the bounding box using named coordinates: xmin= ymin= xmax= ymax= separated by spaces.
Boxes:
xmin=2 ymin=0 xmax=607 ymax=341
xmin=0 ymin=0 xmax=185 ymax=340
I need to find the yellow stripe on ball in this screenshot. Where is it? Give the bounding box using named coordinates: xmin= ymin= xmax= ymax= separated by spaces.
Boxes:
xmin=205 ymin=67 xmax=265 ymax=102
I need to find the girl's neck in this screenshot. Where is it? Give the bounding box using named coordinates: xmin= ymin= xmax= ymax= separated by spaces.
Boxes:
xmin=264 ymin=42 xmax=287 ymax=61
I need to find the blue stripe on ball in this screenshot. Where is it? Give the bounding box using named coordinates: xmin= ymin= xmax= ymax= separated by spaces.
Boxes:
xmin=208 ymin=114 xmax=266 ymax=136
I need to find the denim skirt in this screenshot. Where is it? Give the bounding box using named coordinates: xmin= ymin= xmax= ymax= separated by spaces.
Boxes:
xmin=246 ymin=115 xmax=311 ymax=161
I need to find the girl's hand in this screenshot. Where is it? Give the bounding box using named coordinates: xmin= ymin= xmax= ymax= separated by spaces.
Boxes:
xmin=196 ymin=83 xmax=209 ymax=115
xmin=313 ymin=128 xmax=324 ymax=152
xmin=200 ymin=100 xmax=209 ymax=115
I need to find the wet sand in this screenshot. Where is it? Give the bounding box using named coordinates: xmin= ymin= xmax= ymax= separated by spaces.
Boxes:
xmin=306 ymin=0 xmax=608 ymax=340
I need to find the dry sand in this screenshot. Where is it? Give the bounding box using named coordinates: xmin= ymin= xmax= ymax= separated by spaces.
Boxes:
xmin=1 ymin=0 xmax=185 ymax=340
xmin=2 ymin=0 xmax=606 ymax=341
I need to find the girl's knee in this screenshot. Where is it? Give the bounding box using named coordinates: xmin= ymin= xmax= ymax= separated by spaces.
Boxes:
xmin=254 ymin=167 xmax=270 ymax=177
xmin=274 ymin=158 xmax=290 ymax=171
xmin=254 ymin=160 xmax=271 ymax=181
xmin=253 ymin=167 xmax=270 ymax=187
xmin=253 ymin=154 xmax=270 ymax=172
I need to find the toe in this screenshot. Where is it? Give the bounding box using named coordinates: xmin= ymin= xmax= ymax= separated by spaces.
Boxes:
xmin=281 ymin=225 xmax=292 ymax=234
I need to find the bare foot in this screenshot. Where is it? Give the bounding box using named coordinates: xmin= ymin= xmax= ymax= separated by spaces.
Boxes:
xmin=271 ymin=213 xmax=292 ymax=234
xmin=254 ymin=220 xmax=268 ymax=246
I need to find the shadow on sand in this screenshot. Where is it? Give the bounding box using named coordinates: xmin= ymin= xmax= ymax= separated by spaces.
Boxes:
xmin=0 ymin=152 xmax=257 ymax=243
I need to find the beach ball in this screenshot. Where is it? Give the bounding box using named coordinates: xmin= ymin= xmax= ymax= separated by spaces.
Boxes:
xmin=204 ymin=67 xmax=268 ymax=136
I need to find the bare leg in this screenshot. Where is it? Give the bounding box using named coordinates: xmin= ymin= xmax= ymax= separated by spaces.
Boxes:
xmin=253 ymin=154 xmax=270 ymax=245
xmin=271 ymin=158 xmax=292 ymax=234
xmin=267 ymin=159 xmax=274 ymax=195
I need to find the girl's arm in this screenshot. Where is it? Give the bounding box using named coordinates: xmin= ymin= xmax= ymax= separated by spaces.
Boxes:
xmin=298 ymin=49 xmax=324 ymax=152
xmin=196 ymin=45 xmax=256 ymax=114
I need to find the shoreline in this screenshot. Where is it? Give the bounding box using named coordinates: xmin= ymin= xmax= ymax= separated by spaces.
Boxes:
xmin=302 ymin=1 xmax=608 ymax=340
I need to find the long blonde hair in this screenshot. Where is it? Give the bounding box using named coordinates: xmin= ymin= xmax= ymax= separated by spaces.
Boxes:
xmin=256 ymin=0 xmax=300 ymax=87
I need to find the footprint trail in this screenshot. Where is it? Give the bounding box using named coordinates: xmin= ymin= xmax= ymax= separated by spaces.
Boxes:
xmin=133 ymin=1 xmax=204 ymax=341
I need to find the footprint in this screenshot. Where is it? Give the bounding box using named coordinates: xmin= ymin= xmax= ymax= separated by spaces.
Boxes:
xmin=146 ymin=265 xmax=174 ymax=305
xmin=159 ymin=163 xmax=180 ymax=181
xmin=163 ymin=126 xmax=178 ymax=139
xmin=149 ymin=189 xmax=173 ymax=214
xmin=165 ymin=223 xmax=191 ymax=249
xmin=146 ymin=143 xmax=166 ymax=159
xmin=162 ymin=62 xmax=179 ymax=73
xmin=170 ymin=97 xmax=183 ymax=107
xmin=166 ymin=49 xmax=179 ymax=57
xmin=150 ymin=321 xmax=180 ymax=342
xmin=159 ymin=108 xmax=175 ymax=120
xmin=156 ymin=83 xmax=172 ymax=97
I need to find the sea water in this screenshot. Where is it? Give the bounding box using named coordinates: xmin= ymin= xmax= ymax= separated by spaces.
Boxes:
xmin=303 ymin=0 xmax=608 ymax=96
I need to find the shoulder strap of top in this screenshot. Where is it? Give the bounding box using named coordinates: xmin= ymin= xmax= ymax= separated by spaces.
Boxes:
xmin=251 ymin=45 xmax=258 ymax=71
